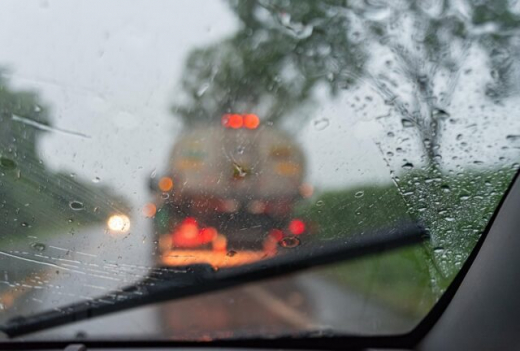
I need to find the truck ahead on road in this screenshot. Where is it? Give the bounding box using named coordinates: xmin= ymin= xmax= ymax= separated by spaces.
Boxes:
xmin=149 ymin=114 xmax=311 ymax=265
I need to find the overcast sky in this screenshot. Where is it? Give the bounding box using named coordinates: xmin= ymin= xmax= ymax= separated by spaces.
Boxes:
xmin=0 ymin=1 xmax=393 ymax=203
xmin=1 ymin=0 xmax=518 ymax=216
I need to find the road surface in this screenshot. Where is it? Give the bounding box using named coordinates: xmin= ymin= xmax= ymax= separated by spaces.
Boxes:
xmin=0 ymin=217 xmax=414 ymax=340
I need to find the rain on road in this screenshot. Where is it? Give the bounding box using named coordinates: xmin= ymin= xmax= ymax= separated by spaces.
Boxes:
xmin=0 ymin=219 xmax=412 ymax=339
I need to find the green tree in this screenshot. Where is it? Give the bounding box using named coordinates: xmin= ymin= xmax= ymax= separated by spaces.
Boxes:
xmin=0 ymin=71 xmax=51 ymax=168
xmin=0 ymin=72 xmax=129 ymax=239
xmin=172 ymin=0 xmax=520 ymax=284
xmin=173 ymin=0 xmax=366 ymax=127
xmin=174 ymin=0 xmax=520 ymax=166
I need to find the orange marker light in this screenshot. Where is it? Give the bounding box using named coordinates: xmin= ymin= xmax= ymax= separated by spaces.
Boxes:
xmin=158 ymin=177 xmax=173 ymax=192
xmin=299 ymin=183 xmax=314 ymax=198
xmin=244 ymin=114 xmax=260 ymax=129
xmin=142 ymin=203 xmax=157 ymax=218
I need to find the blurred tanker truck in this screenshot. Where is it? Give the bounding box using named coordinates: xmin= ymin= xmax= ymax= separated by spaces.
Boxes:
xmin=149 ymin=114 xmax=312 ymax=265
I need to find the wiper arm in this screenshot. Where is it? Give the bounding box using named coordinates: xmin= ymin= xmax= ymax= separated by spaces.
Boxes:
xmin=0 ymin=222 xmax=426 ymax=338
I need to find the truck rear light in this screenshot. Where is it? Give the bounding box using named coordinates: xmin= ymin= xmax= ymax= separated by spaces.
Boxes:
xmin=212 ymin=234 xmax=227 ymax=252
xmin=179 ymin=222 xmax=198 ymax=239
xmin=289 ymin=219 xmax=306 ymax=235
xmin=263 ymin=229 xmax=284 ymax=255
xmin=158 ymin=177 xmax=174 ymax=192
xmin=222 ymin=113 xmax=260 ymax=129
xmin=142 ymin=203 xmax=157 ymax=218
xmin=268 ymin=229 xmax=284 ymax=242
xmin=243 ymin=114 xmax=260 ymax=129
xmin=172 ymin=219 xmax=217 ymax=248
xmin=222 ymin=114 xmax=243 ymax=129
xmin=182 ymin=217 xmax=198 ymax=226
xmin=200 ymin=227 xmax=218 ymax=242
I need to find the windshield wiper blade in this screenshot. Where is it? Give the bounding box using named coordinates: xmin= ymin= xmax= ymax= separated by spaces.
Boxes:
xmin=0 ymin=222 xmax=426 ymax=338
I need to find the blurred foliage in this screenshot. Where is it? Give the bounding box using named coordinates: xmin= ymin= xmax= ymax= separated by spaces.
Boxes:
xmin=296 ymin=184 xmax=410 ymax=238
xmin=330 ymin=246 xmax=435 ymax=318
xmin=174 ymin=0 xmax=520 ymax=312
xmin=174 ymin=0 xmax=520 ymax=164
xmin=297 ymin=166 xmax=516 ymax=314
xmin=174 ymin=0 xmax=366 ymax=126
xmin=0 ymin=72 xmax=129 ymax=243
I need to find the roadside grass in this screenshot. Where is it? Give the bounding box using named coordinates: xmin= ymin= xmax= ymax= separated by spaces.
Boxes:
xmin=0 ymin=168 xmax=132 ymax=292
xmin=295 ymin=166 xmax=516 ymax=317
xmin=0 ymin=168 xmax=129 ymax=248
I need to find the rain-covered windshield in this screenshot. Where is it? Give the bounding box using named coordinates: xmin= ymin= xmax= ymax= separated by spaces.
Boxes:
xmin=0 ymin=0 xmax=519 ymax=341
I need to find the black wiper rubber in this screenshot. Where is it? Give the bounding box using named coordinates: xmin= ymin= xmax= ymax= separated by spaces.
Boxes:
xmin=0 ymin=222 xmax=426 ymax=338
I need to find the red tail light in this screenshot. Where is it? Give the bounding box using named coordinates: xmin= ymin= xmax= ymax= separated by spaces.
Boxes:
xmin=244 ymin=114 xmax=260 ymax=129
xmin=222 ymin=113 xmax=260 ymax=129
xmin=222 ymin=114 xmax=243 ymax=129
xmin=200 ymin=227 xmax=218 ymax=242
xmin=289 ymin=219 xmax=306 ymax=235
xmin=172 ymin=218 xmax=216 ymax=247
xmin=269 ymin=229 xmax=284 ymax=242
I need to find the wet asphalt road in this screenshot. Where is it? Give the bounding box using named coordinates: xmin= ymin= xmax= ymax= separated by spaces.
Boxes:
xmin=0 ymin=219 xmax=413 ymax=340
